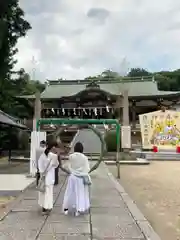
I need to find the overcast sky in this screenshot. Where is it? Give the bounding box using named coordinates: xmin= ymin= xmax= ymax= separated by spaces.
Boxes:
xmin=15 ymin=0 xmax=180 ymax=81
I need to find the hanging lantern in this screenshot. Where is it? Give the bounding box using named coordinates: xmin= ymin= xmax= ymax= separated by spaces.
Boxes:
xmin=56 ymin=136 xmax=61 ymax=143
xmin=152 ymin=145 xmax=158 ymax=153
xmin=83 ymin=108 xmax=87 ymax=115
xmin=73 ymin=108 xmax=76 ymax=115
xmin=94 ymin=108 xmax=97 ymax=116
xmin=56 ymin=109 xmax=60 ymax=116
xmin=104 ymin=124 xmax=108 ymax=130
xmin=46 ymin=109 xmax=49 ymax=116
xmin=106 ymin=105 xmax=109 ymax=112
xmin=50 ymin=123 xmax=55 ymax=129
xmin=100 ymin=107 xmax=102 ymax=116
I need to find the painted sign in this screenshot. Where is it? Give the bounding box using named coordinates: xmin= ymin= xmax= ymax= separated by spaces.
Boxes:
xmin=139 ymin=110 xmax=180 ymax=149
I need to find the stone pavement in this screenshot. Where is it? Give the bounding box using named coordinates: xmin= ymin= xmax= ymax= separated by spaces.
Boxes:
xmin=0 ymin=163 xmax=161 ymax=240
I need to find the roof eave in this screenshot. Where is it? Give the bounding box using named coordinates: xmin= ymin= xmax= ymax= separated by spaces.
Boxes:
xmin=0 ymin=110 xmax=28 ymax=129
xmin=2 ymin=122 xmax=27 ymax=129
xmin=129 ymin=92 xmax=180 ymax=100
xmin=16 ymin=95 xmax=35 ymax=99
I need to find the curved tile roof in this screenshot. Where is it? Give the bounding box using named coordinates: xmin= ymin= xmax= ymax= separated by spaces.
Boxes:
xmin=40 ymin=78 xmax=179 ymax=99
xmin=17 ymin=77 xmax=180 ymax=99
xmin=0 ymin=110 xmax=27 ymax=129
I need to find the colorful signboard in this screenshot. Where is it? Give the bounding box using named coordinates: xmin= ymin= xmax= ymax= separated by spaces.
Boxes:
xmin=139 ymin=110 xmax=180 ymax=149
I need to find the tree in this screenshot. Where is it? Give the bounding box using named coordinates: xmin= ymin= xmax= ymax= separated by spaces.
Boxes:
xmin=8 ymin=69 xmax=45 ymax=118
xmin=14 ymin=68 xmax=45 ymax=95
xmin=0 ymin=0 xmax=31 ymax=112
xmin=127 ymin=68 xmax=151 ymax=77
xmin=84 ymin=76 xmax=98 ymax=81
xmin=155 ymin=70 xmax=180 ymax=91
xmin=101 ymin=70 xmax=120 ymax=79
xmin=0 ymin=0 xmax=31 ymax=80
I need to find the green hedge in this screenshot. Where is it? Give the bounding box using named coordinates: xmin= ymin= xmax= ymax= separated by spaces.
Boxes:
xmin=104 ymin=130 xmax=121 ymax=152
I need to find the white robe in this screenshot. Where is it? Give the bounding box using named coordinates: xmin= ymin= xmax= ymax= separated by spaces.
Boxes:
xmin=62 ymin=152 xmax=90 ymax=213
xmin=35 ymin=147 xmax=45 ymax=170
xmin=38 ymin=152 xmax=59 ymax=209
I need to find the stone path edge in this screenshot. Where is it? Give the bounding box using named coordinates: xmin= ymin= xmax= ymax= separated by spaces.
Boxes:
xmin=0 ymin=177 xmax=36 ymax=221
xmin=103 ymin=163 xmax=162 ymax=240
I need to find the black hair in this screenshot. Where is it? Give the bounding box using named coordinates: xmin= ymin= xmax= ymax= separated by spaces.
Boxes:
xmin=44 ymin=141 xmax=57 ymax=156
xmin=74 ymin=142 xmax=83 ymax=153
xmin=40 ymin=140 xmax=46 ymax=145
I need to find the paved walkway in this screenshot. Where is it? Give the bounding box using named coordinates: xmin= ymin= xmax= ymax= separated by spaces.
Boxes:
xmin=0 ymin=163 xmax=161 ymax=240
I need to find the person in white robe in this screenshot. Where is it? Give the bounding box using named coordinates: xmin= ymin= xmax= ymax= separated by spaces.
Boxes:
xmin=62 ymin=142 xmax=91 ymax=216
xmin=37 ymin=142 xmax=59 ymax=215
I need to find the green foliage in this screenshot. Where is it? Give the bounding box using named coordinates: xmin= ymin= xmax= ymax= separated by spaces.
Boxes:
xmin=14 ymin=69 xmax=45 ymax=95
xmin=0 ymin=0 xmax=31 ymax=80
xmin=155 ymin=70 xmax=180 ymax=91
xmin=127 ymin=68 xmax=150 ymax=77
xmin=0 ymin=127 xmax=10 ymax=149
xmin=127 ymin=68 xmax=180 ymax=91
xmin=104 ymin=130 xmax=118 ymax=152
xmin=86 ymin=68 xmax=180 ymax=92
xmin=0 ymin=68 xmax=45 ymax=118
xmin=0 ymin=1 xmax=45 ymax=150
xmin=0 ymin=0 xmax=32 ymax=116
xmin=0 ymin=127 xmax=19 ymax=150
xmin=0 ymin=1 xmax=45 ymax=117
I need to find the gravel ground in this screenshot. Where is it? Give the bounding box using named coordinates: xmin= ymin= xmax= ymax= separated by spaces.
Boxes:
xmin=108 ymin=162 xmax=180 ymax=240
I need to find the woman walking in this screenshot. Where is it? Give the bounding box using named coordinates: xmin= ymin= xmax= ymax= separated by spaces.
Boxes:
xmin=37 ymin=142 xmax=59 ymax=215
xmin=62 ymin=142 xmax=91 ymax=216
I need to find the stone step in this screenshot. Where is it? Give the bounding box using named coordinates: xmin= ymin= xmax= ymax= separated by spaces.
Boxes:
xmin=105 ymin=159 xmax=150 ymax=165
xmin=131 ymin=150 xmax=180 ymax=160
xmin=146 ymin=153 xmax=180 ymax=160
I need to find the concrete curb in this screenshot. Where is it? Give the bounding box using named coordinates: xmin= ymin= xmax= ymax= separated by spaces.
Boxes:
xmin=0 ymin=178 xmax=36 ymax=221
xmin=103 ymin=163 xmax=161 ymax=240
